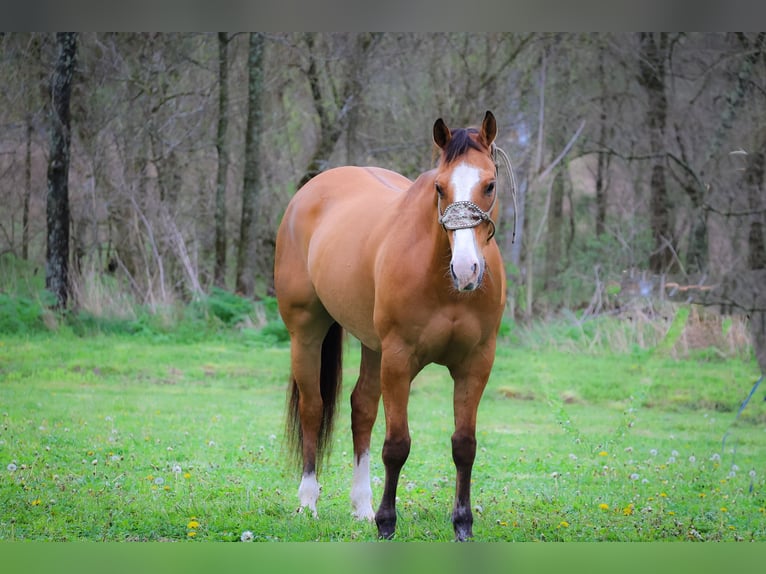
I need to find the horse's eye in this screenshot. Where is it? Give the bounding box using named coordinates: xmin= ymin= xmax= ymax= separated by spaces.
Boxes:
xmin=435 ymin=183 xmax=444 ymax=197
xmin=485 ymin=182 xmax=496 ymax=195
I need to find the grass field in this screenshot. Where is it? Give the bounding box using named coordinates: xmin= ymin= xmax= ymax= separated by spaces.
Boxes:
xmin=1 ymin=318 xmax=764 ymax=542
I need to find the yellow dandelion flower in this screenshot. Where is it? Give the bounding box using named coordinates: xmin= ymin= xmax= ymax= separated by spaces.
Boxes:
xmin=660 ymin=492 xmax=668 ymax=498
xmin=499 ymin=521 xmax=508 ymax=527
xmin=559 ymin=520 xmax=569 ymax=528
xmin=187 ymin=531 xmax=196 ymax=538
xmin=622 ymin=504 xmax=634 ymax=516
xmin=759 ymin=508 xmax=765 ymax=514
xmin=163 ymin=485 xmax=170 ymax=491
xmin=668 ymin=511 xmax=676 ymax=516
xmin=698 ymin=493 xmax=706 ymax=498
xmin=184 ymin=472 xmax=191 ymax=479
xmin=720 ymin=507 xmax=728 ymax=513
xmin=187 ymin=520 xmax=200 ymax=529
xmin=31 ymin=498 xmax=41 ymax=506
xmin=598 ymin=451 xmax=608 ymax=457
xmin=598 ymin=503 xmax=609 ymax=511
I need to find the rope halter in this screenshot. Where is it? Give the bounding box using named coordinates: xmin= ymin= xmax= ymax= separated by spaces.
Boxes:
xmin=438 ymin=196 xmax=497 ymax=242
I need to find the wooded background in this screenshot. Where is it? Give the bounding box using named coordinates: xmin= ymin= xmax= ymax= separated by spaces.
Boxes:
xmin=0 ymin=33 xmax=764 ymax=344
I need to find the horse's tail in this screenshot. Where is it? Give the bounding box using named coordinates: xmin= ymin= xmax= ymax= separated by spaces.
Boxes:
xmin=286 ymin=322 xmax=344 ymax=473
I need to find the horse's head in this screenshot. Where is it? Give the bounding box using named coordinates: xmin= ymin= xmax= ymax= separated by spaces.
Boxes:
xmin=433 ymin=110 xmax=498 ymax=292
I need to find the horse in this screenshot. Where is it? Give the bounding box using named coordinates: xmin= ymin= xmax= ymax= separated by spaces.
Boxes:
xmin=274 ymin=111 xmax=507 ymax=541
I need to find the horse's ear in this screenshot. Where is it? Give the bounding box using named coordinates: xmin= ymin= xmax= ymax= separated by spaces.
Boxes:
xmin=481 ymin=110 xmax=497 ymax=147
xmin=433 ymin=118 xmax=451 ymax=150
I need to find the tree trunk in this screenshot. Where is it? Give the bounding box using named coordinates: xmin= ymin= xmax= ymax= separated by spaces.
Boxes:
xmin=594 ymin=43 xmax=610 ymax=237
xmin=544 ymin=165 xmax=565 ymax=290
xmin=46 ymin=32 xmax=77 ymax=309
xmin=214 ymin=32 xmax=230 ymax=288
xmin=235 ymin=32 xmax=264 ymax=298
xmin=638 ymin=32 xmax=674 ymax=274
xmin=745 ymin=141 xmax=766 ymax=271
xmin=22 ymin=115 xmax=32 ymax=261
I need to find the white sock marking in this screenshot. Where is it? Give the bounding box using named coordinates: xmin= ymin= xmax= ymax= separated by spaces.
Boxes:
xmin=298 ymin=472 xmax=320 ymax=517
xmin=350 ymin=451 xmax=375 ymax=521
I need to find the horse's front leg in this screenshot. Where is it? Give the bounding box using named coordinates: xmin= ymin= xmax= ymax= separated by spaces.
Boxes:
xmin=449 ymin=353 xmax=493 ymax=541
xmin=374 ymin=349 xmax=416 ymax=539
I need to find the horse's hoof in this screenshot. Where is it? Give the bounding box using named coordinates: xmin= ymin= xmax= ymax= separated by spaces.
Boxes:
xmin=375 ymin=513 xmax=396 ymax=540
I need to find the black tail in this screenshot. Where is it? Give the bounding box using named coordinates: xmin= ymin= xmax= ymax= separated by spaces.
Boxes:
xmin=285 ymin=322 xmax=344 ymax=473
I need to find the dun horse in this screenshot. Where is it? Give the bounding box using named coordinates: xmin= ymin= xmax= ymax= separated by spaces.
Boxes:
xmin=274 ymin=111 xmax=507 ymax=541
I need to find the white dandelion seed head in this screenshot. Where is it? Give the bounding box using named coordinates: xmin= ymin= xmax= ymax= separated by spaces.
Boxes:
xmin=240 ymin=530 xmax=254 ymax=542
xmin=111 ymin=455 xmax=120 ymax=462
xmin=667 ymin=457 xmax=676 ymax=464
xmin=208 ymin=441 xmax=216 ymax=447
xmin=7 ymin=463 xmax=17 ymax=472
xmin=749 ymin=469 xmax=757 ymax=478
xmin=671 ymin=450 xmax=679 ymax=457
xmin=569 ymin=453 xmax=578 ymax=461
xmin=710 ymin=453 xmax=721 ymax=462
xmin=728 ymin=471 xmax=736 ymax=479
xmin=731 ymin=464 xmax=740 ymax=472
xmin=650 ymin=449 xmax=658 ymax=456
xmin=624 ymin=446 xmax=633 ymax=453
xmin=629 ymin=473 xmax=640 ymax=481
xmin=689 ymin=455 xmax=697 ymax=463
xmin=172 ymin=464 xmax=182 ymax=474
xmin=154 ymin=476 xmax=165 ymax=485
xmin=91 ymin=459 xmax=98 ymax=466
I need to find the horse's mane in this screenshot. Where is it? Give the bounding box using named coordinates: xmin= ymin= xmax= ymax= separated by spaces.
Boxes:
xmin=442 ymin=128 xmax=485 ymax=163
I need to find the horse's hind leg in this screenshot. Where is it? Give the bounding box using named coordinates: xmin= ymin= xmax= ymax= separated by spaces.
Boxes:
xmin=349 ymin=345 xmax=381 ymax=520
xmin=291 ymin=338 xmax=324 ymax=515
xmin=284 ymin=306 xmax=335 ymax=517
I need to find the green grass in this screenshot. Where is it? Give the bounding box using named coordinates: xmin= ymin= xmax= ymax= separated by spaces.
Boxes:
xmin=0 ymin=326 xmax=764 ymax=542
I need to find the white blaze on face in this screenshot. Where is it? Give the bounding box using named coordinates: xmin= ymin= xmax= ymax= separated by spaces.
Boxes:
xmin=298 ymin=472 xmax=320 ymax=517
xmin=449 ymin=163 xmax=483 ymax=291
xmin=350 ymin=450 xmax=375 ymax=521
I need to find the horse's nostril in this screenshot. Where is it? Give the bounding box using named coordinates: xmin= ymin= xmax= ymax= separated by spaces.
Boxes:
xmin=471 ymin=263 xmax=478 ymax=274
xmin=450 ymin=264 xmax=457 ymax=279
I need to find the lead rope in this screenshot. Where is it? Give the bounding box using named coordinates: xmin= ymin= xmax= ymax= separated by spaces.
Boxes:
xmin=492 ymin=144 xmax=518 ymax=244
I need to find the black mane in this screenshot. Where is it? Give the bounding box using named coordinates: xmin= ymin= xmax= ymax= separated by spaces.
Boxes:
xmin=443 ymin=127 xmax=484 ymax=163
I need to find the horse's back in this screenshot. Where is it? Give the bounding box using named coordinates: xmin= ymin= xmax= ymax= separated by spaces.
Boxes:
xmin=280 ymin=166 xmax=409 ymax=235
